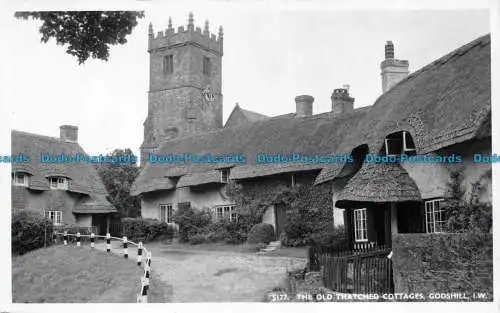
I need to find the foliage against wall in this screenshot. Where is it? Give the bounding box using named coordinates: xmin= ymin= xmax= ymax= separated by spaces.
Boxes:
xmin=445 ymin=168 xmax=492 ymax=233
xmin=227 ymin=178 xmax=335 ymax=246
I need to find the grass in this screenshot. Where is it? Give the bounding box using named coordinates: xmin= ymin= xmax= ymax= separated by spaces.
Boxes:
xmin=12 ymin=245 xmax=170 ymax=303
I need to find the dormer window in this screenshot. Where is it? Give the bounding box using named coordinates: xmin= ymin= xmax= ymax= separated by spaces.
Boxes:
xmin=384 ymin=131 xmax=416 ymax=156
xmin=49 ymin=176 xmax=68 ymax=190
xmin=12 ymin=172 xmax=28 ymax=187
xmin=220 ymin=169 xmax=230 ymax=183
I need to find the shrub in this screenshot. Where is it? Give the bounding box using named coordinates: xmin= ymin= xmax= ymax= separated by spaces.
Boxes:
xmin=281 ymin=212 xmax=347 ymax=247
xmin=121 ymin=218 xmax=174 ymax=243
xmin=189 ymin=233 xmax=208 ymax=245
xmin=247 ymin=223 xmax=275 ymax=244
xmin=12 ymin=210 xmax=53 ymax=255
xmin=173 ymin=206 xmax=212 ymax=243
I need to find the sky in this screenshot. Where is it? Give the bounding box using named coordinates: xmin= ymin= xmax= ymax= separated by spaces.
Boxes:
xmin=0 ymin=1 xmax=492 ymax=160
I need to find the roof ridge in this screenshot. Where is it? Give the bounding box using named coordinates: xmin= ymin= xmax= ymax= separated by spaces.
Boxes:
xmin=12 ymin=129 xmax=79 ymax=146
xmin=158 ymin=106 xmax=371 ymax=147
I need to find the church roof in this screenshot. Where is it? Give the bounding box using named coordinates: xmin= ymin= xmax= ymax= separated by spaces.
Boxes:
xmin=132 ymin=34 xmax=491 ymax=195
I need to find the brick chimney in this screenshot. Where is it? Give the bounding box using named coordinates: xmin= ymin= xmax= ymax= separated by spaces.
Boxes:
xmin=380 ymin=41 xmax=409 ymax=93
xmin=295 ymin=95 xmax=314 ymax=118
xmin=60 ymin=125 xmax=78 ymax=142
xmin=331 ymin=85 xmax=354 ymax=116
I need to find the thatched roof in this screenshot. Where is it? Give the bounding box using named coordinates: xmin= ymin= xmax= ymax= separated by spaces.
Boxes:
xmin=11 ymin=130 xmax=116 ymax=213
xmin=132 ymin=108 xmax=369 ymax=194
xmin=177 ymin=170 xmax=222 ymax=188
xmin=335 ymin=162 xmax=421 ymax=208
xmin=133 ymin=34 xmax=491 ymax=195
xmin=72 ymin=194 xmax=116 ymax=214
xmin=316 ymin=34 xmax=491 ymax=184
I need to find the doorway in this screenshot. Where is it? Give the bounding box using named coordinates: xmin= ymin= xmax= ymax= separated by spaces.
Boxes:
xmin=274 ymin=203 xmax=287 ymax=241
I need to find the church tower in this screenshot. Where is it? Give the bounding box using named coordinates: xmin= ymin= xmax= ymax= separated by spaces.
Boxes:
xmin=140 ymin=13 xmax=224 ymax=165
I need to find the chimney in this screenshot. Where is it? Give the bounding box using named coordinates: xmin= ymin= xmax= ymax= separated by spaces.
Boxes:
xmin=295 ymin=95 xmax=314 ymax=118
xmin=380 ymin=41 xmax=409 ymax=93
xmin=331 ymin=85 xmax=354 ymax=116
xmin=60 ymin=125 xmax=78 ymax=142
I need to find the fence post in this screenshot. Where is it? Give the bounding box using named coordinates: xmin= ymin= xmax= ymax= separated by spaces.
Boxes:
xmin=106 ymin=233 xmax=111 ymax=252
xmin=63 ymin=231 xmax=68 ymax=246
xmin=138 ymin=277 xmax=149 ymax=303
xmin=123 ymin=236 xmax=128 ymax=258
xmin=137 ymin=242 xmax=143 ymax=266
xmin=90 ymin=233 xmax=95 ymax=248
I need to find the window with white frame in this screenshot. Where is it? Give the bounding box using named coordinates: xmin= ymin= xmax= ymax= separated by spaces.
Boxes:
xmin=12 ymin=172 xmax=28 ymax=186
xmin=212 ymin=205 xmax=237 ymax=222
xmin=425 ymin=199 xmax=446 ymax=233
xmin=159 ymin=204 xmax=174 ymax=223
xmin=384 ymin=131 xmax=416 ymax=156
xmin=49 ymin=176 xmax=68 ymax=190
xmin=45 ymin=210 xmax=62 ymax=226
xmin=353 ymin=208 xmax=368 ymax=242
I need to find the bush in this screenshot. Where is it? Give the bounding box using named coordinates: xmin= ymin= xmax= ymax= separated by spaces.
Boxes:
xmin=12 ymin=210 xmax=53 ymax=255
xmin=121 ymin=218 xmax=174 ymax=243
xmin=247 ymin=223 xmax=275 ymax=244
xmin=281 ymin=212 xmax=348 ymax=247
xmin=173 ymin=206 xmax=212 ymax=243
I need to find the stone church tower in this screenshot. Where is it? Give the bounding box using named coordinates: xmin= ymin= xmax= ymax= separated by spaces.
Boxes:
xmin=140 ymin=13 xmax=224 ymax=165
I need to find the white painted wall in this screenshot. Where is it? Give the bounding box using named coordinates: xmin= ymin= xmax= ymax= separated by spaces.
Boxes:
xmin=141 ymin=185 xmax=234 ymax=220
xmin=262 ymin=205 xmax=276 ymax=229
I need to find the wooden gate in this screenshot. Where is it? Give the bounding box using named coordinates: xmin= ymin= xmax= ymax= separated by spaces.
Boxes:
xmin=321 ymin=249 xmax=394 ymax=294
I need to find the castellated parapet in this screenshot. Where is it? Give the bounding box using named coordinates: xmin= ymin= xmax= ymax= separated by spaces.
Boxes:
xmin=148 ymin=17 xmax=223 ymax=56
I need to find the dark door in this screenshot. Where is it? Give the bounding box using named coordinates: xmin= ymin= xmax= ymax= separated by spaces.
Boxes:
xmin=274 ymin=203 xmax=287 ymax=241
xmin=92 ymin=214 xmax=108 ymax=236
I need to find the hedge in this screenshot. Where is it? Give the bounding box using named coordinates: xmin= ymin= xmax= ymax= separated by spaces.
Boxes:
xmin=12 ymin=210 xmax=53 ymax=255
xmin=121 ymin=218 xmax=174 ymax=243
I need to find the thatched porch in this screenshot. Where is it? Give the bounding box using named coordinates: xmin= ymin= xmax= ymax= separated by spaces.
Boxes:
xmin=335 ymin=162 xmax=422 ymax=248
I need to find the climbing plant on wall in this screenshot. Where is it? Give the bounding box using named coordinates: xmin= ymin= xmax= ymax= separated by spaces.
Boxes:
xmin=445 ymin=168 xmax=492 ymax=233
xmin=226 ymin=178 xmax=335 ymax=246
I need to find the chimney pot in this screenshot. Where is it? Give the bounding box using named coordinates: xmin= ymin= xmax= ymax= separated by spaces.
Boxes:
xmin=60 ymin=125 xmax=78 ymax=143
xmin=380 ymin=40 xmax=409 ymax=93
xmin=295 ymin=95 xmax=314 ymax=118
xmin=331 ymin=87 xmax=354 ymax=116
xmin=385 ymin=41 xmax=394 ymax=59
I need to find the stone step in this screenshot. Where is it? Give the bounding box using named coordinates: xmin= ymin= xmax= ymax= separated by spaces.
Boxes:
xmin=261 ymin=247 xmax=277 ymax=252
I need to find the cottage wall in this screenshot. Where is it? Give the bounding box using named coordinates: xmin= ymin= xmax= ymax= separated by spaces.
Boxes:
xmin=141 ymin=171 xmax=320 ymax=233
xmin=141 ymin=185 xmax=232 ymax=221
xmin=403 ymin=137 xmax=491 ymax=203
xmin=11 ymin=187 xmax=89 ymax=226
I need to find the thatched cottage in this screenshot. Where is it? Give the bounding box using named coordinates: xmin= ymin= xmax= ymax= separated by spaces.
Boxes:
xmin=11 ymin=127 xmax=117 ymax=234
xmin=132 ymin=19 xmax=491 ymax=247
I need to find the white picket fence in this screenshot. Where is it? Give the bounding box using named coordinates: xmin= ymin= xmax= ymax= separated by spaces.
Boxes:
xmin=54 ymin=231 xmax=152 ymax=303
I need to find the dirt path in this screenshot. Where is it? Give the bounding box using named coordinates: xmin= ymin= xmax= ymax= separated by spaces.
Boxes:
xmin=95 ymin=242 xmax=306 ymax=302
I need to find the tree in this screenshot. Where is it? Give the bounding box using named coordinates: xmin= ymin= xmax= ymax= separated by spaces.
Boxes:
xmin=15 ymin=11 xmax=144 ymax=64
xmin=96 ymin=149 xmax=141 ymax=218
